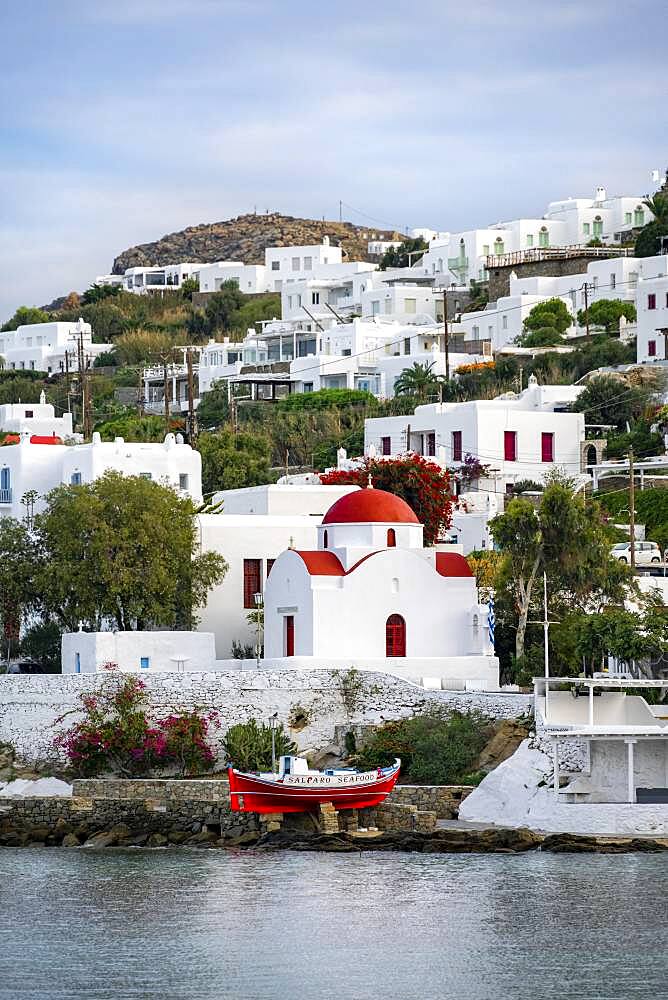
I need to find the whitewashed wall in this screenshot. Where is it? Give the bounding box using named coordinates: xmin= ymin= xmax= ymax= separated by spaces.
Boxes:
xmin=0 ymin=670 xmax=531 ymax=766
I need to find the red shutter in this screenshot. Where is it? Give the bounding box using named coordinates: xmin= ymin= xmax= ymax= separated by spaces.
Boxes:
xmin=427 ymin=432 xmax=436 ymax=456
xmin=381 ymin=436 xmax=391 ymax=455
xmin=648 ymin=340 xmax=657 ymax=357
xmin=541 ymin=432 xmax=554 ymax=463
xmin=285 ymin=616 xmax=295 ymax=657
xmin=504 ymin=431 xmax=517 ymax=462
xmin=452 ymin=431 xmax=462 ymax=462
xmin=243 ymin=559 xmax=262 ymax=608
xmin=266 ymin=558 xmax=275 ymax=578
xmin=648 ymin=294 xmax=656 ymax=310
xmin=386 ymin=615 xmax=406 ymax=657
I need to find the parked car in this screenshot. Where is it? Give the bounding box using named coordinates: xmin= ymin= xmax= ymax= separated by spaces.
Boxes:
xmin=610 ymin=541 xmax=662 ymax=565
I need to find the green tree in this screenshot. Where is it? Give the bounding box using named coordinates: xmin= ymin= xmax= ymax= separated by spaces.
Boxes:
xmin=569 ymin=374 xmax=649 ymax=430
xmin=379 ymin=237 xmax=428 ymax=270
xmin=81 ymin=300 xmax=129 ymax=341
xmin=521 ymin=298 xmax=572 ymax=337
xmin=180 ymin=277 xmax=199 ymax=301
xmin=81 ymin=284 xmax=122 ymax=306
xmin=577 ymin=299 xmax=637 ymax=335
xmin=517 ymin=326 xmax=564 ymax=348
xmin=196 ymin=382 xmax=230 ymax=429
xmin=0 ymin=518 xmax=40 ymax=652
xmin=114 ymin=328 xmax=176 ymax=365
xmin=635 ymin=219 xmax=668 ymax=257
xmin=19 ymin=621 xmax=62 ymax=673
xmin=1 ymin=306 xmax=51 ymax=332
xmin=93 ymin=414 xmax=175 ymax=442
xmin=393 ymin=361 xmax=446 ymax=400
xmin=491 ymin=478 xmax=630 ymax=660
xmin=222 ymin=718 xmax=297 ymax=772
xmin=202 ymin=282 xmax=246 ymax=336
xmin=574 ymin=606 xmax=668 ymax=676
xmin=35 ymin=471 xmax=227 ymax=631
xmin=197 ymin=429 xmax=273 ymax=496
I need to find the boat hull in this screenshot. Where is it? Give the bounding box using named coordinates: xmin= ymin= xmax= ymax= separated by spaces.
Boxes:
xmin=227 ymin=762 xmax=401 ymax=814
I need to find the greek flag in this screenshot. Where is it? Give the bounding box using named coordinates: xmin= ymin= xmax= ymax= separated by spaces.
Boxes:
xmin=487 ymin=599 xmax=495 ymax=647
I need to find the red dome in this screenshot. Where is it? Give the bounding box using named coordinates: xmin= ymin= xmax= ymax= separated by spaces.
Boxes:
xmin=322 ymin=488 xmax=420 ymax=526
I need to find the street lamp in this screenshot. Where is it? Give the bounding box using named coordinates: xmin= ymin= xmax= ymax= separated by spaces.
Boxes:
xmin=269 ymin=712 xmax=279 ymax=774
xmin=253 ymin=592 xmax=263 ymax=668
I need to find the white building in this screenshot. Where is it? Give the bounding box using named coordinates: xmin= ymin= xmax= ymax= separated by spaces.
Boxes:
xmin=636 ymin=270 xmax=668 ymax=363
xmin=0 ymin=319 xmax=111 ymax=375
xmin=364 ymin=376 xmax=587 ymax=493
xmin=121 ymin=262 xmax=202 ymax=294
xmin=196 ymin=484 xmax=358 ymax=658
xmin=263 ymin=486 xmax=499 ymax=689
xmin=460 ymin=254 xmax=651 ymax=351
xmin=61 ymin=631 xmax=217 ymax=673
xmin=0 ymin=394 xmax=74 ymax=439
xmin=0 ymin=432 xmax=202 ymax=520
xmin=197 ymin=261 xmax=269 ymax=295
xmin=544 ymin=188 xmax=652 ymax=245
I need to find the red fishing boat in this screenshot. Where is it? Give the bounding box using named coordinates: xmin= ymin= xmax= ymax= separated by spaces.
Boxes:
xmin=228 ymin=755 xmax=401 ymax=814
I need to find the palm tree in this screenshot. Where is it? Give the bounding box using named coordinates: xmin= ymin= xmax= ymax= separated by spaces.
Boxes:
xmin=393 ymin=362 xmax=446 ymax=401
xmin=643 ymin=193 xmax=668 ymax=224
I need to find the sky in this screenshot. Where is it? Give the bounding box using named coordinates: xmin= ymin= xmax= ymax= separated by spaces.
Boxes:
xmin=0 ymin=0 xmax=666 ymax=322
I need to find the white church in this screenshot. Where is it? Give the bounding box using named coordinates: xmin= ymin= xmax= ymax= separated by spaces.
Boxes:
xmin=263 ymin=486 xmax=499 ymax=690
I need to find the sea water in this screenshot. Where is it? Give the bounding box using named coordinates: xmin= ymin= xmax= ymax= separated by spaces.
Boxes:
xmin=0 ymin=848 xmax=666 ymax=1000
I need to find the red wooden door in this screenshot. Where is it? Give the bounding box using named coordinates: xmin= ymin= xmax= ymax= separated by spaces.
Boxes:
xmin=541 ymin=432 xmax=554 ymax=463
xmin=285 ymin=615 xmax=295 ymax=657
xmin=386 ymin=615 xmax=406 ymax=657
xmin=504 ymin=431 xmax=517 ymax=462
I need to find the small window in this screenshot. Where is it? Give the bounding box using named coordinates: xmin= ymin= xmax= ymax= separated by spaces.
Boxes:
xmin=404 ymin=337 xmax=411 ymax=355
xmin=404 ymin=298 xmax=417 ymax=314
xmin=648 ymin=340 xmax=657 ymax=357
xmin=323 ymin=530 xmax=328 ymax=549
xmin=381 ymin=436 xmax=391 ymax=456
xmin=303 ymin=382 xmax=313 ymax=392
xmin=648 ymin=294 xmax=656 ymax=310
xmin=70 ymin=472 xmax=82 ymax=485
xmin=75 ymin=652 xmax=81 ymax=674
xmin=371 ymin=300 xmax=380 ymax=316
xmin=243 ymin=558 xmax=262 ymax=609
xmin=526 ymin=234 xmax=534 ymax=247
xmin=139 ymin=472 xmax=152 ymax=480
xmin=634 ymin=207 xmax=645 ymax=227
xmin=610 ymin=273 xmax=616 ymax=289
xmin=583 ymin=223 xmax=590 ymax=235
xmin=179 ymin=474 xmax=189 ymax=491
xmin=538 ymin=226 xmax=549 ymax=248
xmin=502 ymin=315 xmax=508 ymax=330
xmin=25 ymin=410 xmax=33 ymax=418
xmin=625 ymin=212 xmax=632 ymax=225
xmin=271 ymin=260 xmax=280 ymax=271
xmin=140 ymin=657 xmax=150 ymax=670
xmin=452 ymin=430 xmax=462 ymax=462
xmin=592 ymin=216 xmax=603 ymax=238
xmin=291 ymin=257 xmax=300 ymax=271
xmin=311 ymin=292 xmax=320 ymax=305
xmin=304 ymin=256 xmax=312 ymax=270
xmin=426 ymin=432 xmax=436 ymax=457
xmin=504 ymin=430 xmax=517 ymax=462
xmin=387 ymin=528 xmax=396 ymax=547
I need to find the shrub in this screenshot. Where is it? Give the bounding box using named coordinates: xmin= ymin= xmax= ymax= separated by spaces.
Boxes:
xmin=222 ymin=718 xmax=297 ymax=772
xmin=354 ymin=711 xmax=493 ymax=784
xmin=53 ymin=668 xmax=218 ymax=776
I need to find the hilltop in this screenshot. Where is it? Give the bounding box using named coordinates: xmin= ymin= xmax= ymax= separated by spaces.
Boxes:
xmin=112 ymin=213 xmax=402 ymax=274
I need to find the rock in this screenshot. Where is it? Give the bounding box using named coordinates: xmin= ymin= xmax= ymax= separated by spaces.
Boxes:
xmin=224 ymin=830 xmax=260 ymax=847
xmin=184 ymin=830 xmax=216 ymax=846
xmin=146 ymin=832 xmax=168 ymax=848
xmin=167 ymin=830 xmax=189 ymax=845
xmin=84 ymin=824 xmax=131 ymax=848
xmin=542 ymin=833 xmax=668 ymax=854
xmin=62 ymin=834 xmax=80 ymax=847
xmin=476 ymin=720 xmax=531 ymax=771
xmin=119 ymin=832 xmax=149 ymax=847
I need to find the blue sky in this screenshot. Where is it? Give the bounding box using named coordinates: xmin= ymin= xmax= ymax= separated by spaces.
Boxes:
xmin=0 ymin=0 xmax=665 ymax=321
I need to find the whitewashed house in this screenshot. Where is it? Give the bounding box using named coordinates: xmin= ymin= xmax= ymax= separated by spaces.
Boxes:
xmin=0 ymin=319 xmax=111 ymax=375
xmin=364 ymin=376 xmax=586 ymax=493
xmin=263 ymin=486 xmax=498 ymax=689
xmin=0 ymin=432 xmax=202 ymax=520
xmin=544 ymin=188 xmax=652 ymax=245
xmin=0 ymin=394 xmax=74 ymax=439
xmin=636 ymin=270 xmax=668 ymax=363
xmin=61 ymin=631 xmax=217 ymax=674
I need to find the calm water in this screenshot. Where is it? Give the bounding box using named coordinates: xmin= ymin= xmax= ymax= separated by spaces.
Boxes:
xmin=0 ymin=848 xmax=666 ymax=1000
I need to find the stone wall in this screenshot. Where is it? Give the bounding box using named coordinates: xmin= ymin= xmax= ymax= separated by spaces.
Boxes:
xmin=487 ymin=256 xmax=612 ymax=301
xmin=0 ymin=670 xmax=532 ymax=767
xmin=388 ymin=784 xmax=474 ymax=819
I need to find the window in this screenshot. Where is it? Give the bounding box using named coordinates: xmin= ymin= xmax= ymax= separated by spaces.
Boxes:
xmin=243 ymin=559 xmax=262 ymax=609
xmin=25 ymin=410 xmax=33 ymax=418
xmin=634 ymin=207 xmax=645 ymax=227
xmin=75 ymin=653 xmax=81 ymax=674
xmin=404 ymin=298 xmax=417 ymax=314
xmin=266 ymin=558 xmax=275 ymax=577
xmin=291 ymin=257 xmax=300 ymax=271
xmin=625 ymin=212 xmax=632 ymax=225
xmin=502 ymin=315 xmax=508 ymax=330
xmin=648 ymin=340 xmax=657 ymax=357
xmin=371 ymin=300 xmax=380 ymax=316
xmin=610 ymin=273 xmax=616 ymax=290
xmin=541 ymin=432 xmax=554 ymax=463
xmin=592 ymin=216 xmax=603 ymax=238
xmin=494 ymin=238 xmax=505 ymax=255
xmin=381 ymin=436 xmax=391 ymax=456
xmin=303 ymin=382 xmax=313 ymax=392
xmin=323 ymin=530 xmax=328 ymax=549
xmin=427 ymin=432 xmax=436 ymax=457
xmin=140 ymin=657 xmax=150 ymax=670
xmin=285 ymin=615 xmax=295 ymax=657
xmin=648 ymin=294 xmax=657 ymax=310
xmin=385 ymin=614 xmax=406 ymax=657
xmin=179 ymin=474 xmax=189 ymax=491
xmin=304 ymin=256 xmax=312 ymax=270
xmin=538 ymin=227 xmax=549 ymax=248
xmin=287 ymin=295 xmax=293 ymax=309
xmin=583 ymin=223 xmax=590 ymax=236
xmin=387 ymin=528 xmax=396 ymax=547
xmin=0 ymin=467 xmax=10 ymax=496
xmin=404 ymin=337 xmax=411 ymax=355
xmin=526 ymin=234 xmax=534 ymax=247
xmin=271 ymin=260 xmax=280 ymax=271
xmin=482 ymin=244 xmax=490 ymax=256
xmin=311 ymin=292 xmax=320 ymax=305
xmin=504 ymin=430 xmax=517 ymax=462
xmin=139 ymin=472 xmax=152 ymax=480
xmin=452 ymin=430 xmax=462 ymax=462
xmin=70 ymin=472 xmax=82 ymax=485
xmin=472 ymin=325 xmax=479 ymax=337
xmin=384 ymin=298 xmax=392 ymax=315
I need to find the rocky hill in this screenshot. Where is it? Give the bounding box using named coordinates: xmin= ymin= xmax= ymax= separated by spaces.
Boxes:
xmin=112 ymin=213 xmax=402 ymax=274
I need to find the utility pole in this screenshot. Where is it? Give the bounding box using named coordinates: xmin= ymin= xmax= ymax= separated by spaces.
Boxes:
xmin=339 ymin=200 xmax=342 ymax=223
xmin=629 ymin=447 xmax=636 ymax=571
xmin=137 ymin=367 xmax=144 ymax=417
xmin=442 ymin=288 xmax=450 ymax=382
xmin=543 ymin=571 xmax=550 ymax=722
xmin=64 ymin=351 xmax=71 ymax=413
xmin=162 ymin=356 xmax=171 ymax=435
xmin=83 ymin=360 xmax=93 ymax=440
xmin=186 ymin=348 xmax=197 ymax=444
xmin=582 ymin=282 xmax=590 ymax=337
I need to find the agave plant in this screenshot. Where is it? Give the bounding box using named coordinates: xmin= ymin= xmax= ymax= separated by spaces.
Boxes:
xmin=223 ymin=718 xmax=297 ymax=772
